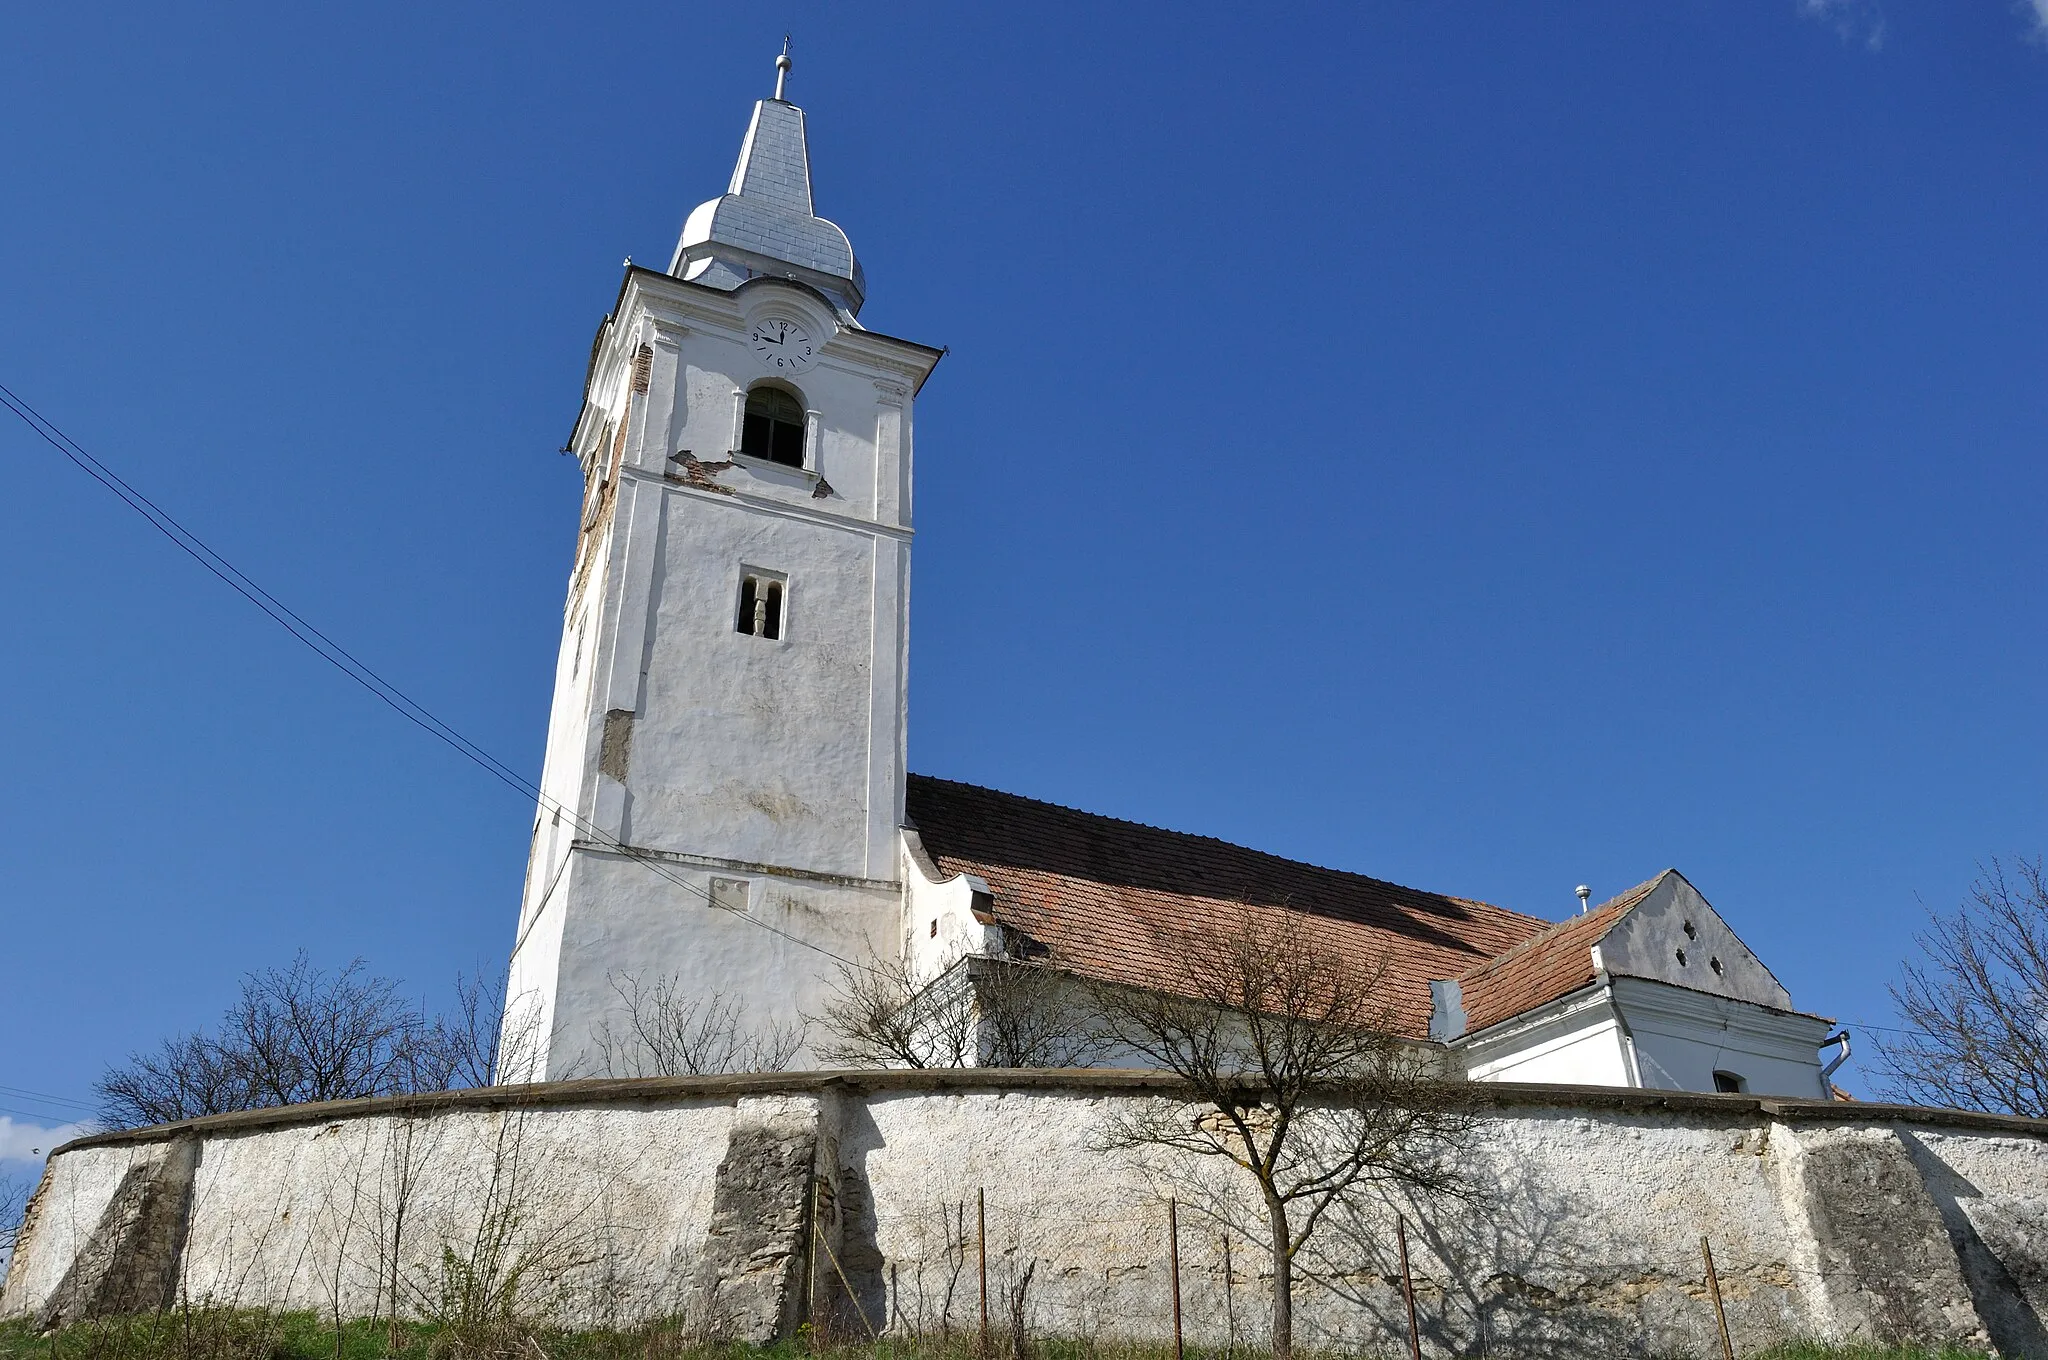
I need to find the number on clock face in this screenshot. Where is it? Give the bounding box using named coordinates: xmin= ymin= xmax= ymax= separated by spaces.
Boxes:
xmin=751 ymin=319 xmax=815 ymax=371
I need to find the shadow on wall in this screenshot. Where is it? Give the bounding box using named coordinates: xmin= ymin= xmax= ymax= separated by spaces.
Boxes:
xmin=1305 ymin=1167 xmax=1803 ymax=1358
xmin=1898 ymin=1131 xmax=2048 ymax=1359
xmin=832 ymin=1101 xmax=1787 ymax=1359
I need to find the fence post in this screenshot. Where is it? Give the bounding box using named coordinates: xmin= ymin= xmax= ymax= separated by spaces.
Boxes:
xmin=1222 ymin=1232 xmax=1236 ymax=1360
xmin=1701 ymin=1236 xmax=1735 ymax=1360
xmin=979 ymin=1187 xmax=990 ymax=1357
xmin=1396 ymin=1215 xmax=1422 ymax=1360
xmin=1168 ymin=1198 xmax=1184 ymax=1360
xmin=806 ymin=1175 xmax=822 ymax=1330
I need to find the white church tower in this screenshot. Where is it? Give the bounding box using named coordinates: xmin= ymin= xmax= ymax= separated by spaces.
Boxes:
xmin=502 ymin=51 xmax=942 ymax=1080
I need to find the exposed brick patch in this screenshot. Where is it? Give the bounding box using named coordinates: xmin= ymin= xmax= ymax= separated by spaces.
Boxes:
xmin=631 ymin=343 xmax=653 ymax=394
xmin=669 ymin=451 xmax=737 ymax=495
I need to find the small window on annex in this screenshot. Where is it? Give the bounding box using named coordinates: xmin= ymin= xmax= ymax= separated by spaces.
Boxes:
xmin=1712 ymin=1071 xmax=1747 ymax=1094
xmin=740 ymin=384 xmax=806 ymax=468
xmin=736 ymin=570 xmax=786 ymax=640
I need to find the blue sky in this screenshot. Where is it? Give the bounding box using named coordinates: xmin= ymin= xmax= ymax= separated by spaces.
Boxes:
xmin=2 ymin=1 xmax=2046 ymax=1156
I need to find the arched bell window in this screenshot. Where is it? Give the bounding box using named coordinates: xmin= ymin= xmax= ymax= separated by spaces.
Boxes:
xmin=741 ymin=384 xmax=806 ymax=468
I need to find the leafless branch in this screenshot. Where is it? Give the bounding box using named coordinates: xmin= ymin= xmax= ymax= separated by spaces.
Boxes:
xmin=593 ymin=974 xmax=805 ymax=1077
xmin=96 ymin=955 xmax=474 ymax=1128
xmin=813 ymin=953 xmax=1103 ymax=1069
xmin=0 ymin=1171 xmax=29 ymax=1270
xmin=1087 ymin=904 xmax=1473 ymax=1360
xmin=1878 ymin=857 xmax=2048 ymax=1117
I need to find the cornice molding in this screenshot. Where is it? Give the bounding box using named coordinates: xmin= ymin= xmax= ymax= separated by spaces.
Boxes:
xmin=1609 ymin=975 xmax=1835 ymax=1042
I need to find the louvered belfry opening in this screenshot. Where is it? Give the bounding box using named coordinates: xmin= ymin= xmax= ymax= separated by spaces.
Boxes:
xmin=741 ymin=385 xmax=806 ymax=467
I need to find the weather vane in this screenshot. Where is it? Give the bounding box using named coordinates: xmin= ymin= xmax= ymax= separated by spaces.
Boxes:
xmin=774 ymin=35 xmax=792 ymax=101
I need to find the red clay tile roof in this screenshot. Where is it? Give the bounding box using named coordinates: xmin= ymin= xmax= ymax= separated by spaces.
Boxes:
xmin=1451 ymin=874 xmax=1666 ymax=1034
xmin=905 ymin=775 xmax=1556 ymax=1039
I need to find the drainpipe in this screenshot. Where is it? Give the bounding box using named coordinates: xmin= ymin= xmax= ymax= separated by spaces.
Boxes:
xmin=1819 ymin=1031 xmax=1851 ymax=1086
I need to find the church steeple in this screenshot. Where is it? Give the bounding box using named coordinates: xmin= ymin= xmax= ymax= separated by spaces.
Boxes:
xmin=667 ymin=48 xmax=866 ymax=317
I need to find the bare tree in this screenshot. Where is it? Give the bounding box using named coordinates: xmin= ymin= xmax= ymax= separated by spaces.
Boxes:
xmin=815 ymin=953 xmax=1102 ymax=1069
xmin=423 ymin=969 xmax=511 ymax=1090
xmin=1 ymin=1171 xmax=29 ymax=1277
xmin=976 ymin=959 xmax=1107 ymax=1069
xmin=593 ymin=974 xmax=805 ymax=1077
xmin=1878 ymin=857 xmax=2048 ymax=1117
xmin=401 ymin=1104 xmax=615 ymax=1352
xmin=1089 ymin=906 xmax=1473 ymax=1360
xmin=96 ymin=954 xmax=494 ymax=1129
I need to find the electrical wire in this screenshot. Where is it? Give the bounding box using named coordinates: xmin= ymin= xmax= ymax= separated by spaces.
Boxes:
xmin=0 ymin=1105 xmax=87 ymax=1128
xmin=0 ymin=382 xmax=1967 ymax=1032
xmin=0 ymin=383 xmax=855 ymax=969
xmin=0 ymin=1085 xmax=94 ymax=1112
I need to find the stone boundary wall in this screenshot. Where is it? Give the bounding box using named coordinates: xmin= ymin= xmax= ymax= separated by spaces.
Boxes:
xmin=4 ymin=1072 xmax=2046 ymax=1357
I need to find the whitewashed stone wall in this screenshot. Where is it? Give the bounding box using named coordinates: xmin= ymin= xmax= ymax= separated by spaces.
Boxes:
xmin=6 ymin=1073 xmax=2046 ymax=1357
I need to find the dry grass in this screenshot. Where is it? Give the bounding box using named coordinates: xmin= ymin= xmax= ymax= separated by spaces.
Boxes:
xmin=1748 ymin=1344 xmax=1996 ymax=1360
xmin=0 ymin=1315 xmax=2002 ymax=1360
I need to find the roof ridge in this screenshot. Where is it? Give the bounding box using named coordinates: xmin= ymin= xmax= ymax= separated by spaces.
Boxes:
xmin=1454 ymin=872 xmax=1668 ymax=984
xmin=906 ymin=772 xmax=1547 ymax=928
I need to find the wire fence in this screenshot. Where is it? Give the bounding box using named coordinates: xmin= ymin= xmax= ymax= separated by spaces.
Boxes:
xmin=805 ymin=1183 xmax=1904 ymax=1359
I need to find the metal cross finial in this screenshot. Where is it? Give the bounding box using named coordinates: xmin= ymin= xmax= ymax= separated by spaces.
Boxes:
xmin=774 ymin=36 xmax=792 ymax=100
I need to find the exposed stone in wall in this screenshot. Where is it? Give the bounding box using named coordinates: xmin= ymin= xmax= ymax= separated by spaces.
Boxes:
xmin=1899 ymin=1129 xmax=2048 ymax=1358
xmin=1789 ymin=1126 xmax=1989 ymax=1349
xmin=600 ymin=710 xmax=635 ymax=782
xmin=33 ymin=1137 xmax=199 ymax=1330
xmin=692 ymin=1094 xmax=842 ymax=1343
xmin=6 ymin=1075 xmax=2048 ymax=1357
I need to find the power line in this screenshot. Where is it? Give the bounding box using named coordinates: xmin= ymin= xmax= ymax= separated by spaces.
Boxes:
xmin=8 ymin=383 xmax=1952 ymax=1028
xmin=0 ymin=383 xmax=854 ymax=970
xmin=0 ymin=1085 xmax=95 ymax=1112
xmin=0 ymin=1105 xmax=87 ymax=1128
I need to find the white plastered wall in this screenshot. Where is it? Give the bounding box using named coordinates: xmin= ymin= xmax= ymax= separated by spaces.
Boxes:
xmin=1458 ymin=989 xmax=1638 ymax=1086
xmin=541 ymin=851 xmax=902 ymax=1078
xmin=901 ymin=828 xmax=1002 ymax=987
xmin=1614 ymin=977 xmax=1833 ymax=1099
xmin=503 ymin=272 xmax=938 ymax=1081
xmin=0 ymin=1144 xmax=148 ymax=1313
xmin=23 ymin=1081 xmax=2039 ymax=1355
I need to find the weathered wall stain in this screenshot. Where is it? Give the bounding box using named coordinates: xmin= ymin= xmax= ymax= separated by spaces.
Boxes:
xmin=7 ymin=1076 xmax=2045 ymax=1356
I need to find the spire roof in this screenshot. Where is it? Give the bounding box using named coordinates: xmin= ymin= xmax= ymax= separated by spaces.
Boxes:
xmin=667 ymin=49 xmax=865 ymax=317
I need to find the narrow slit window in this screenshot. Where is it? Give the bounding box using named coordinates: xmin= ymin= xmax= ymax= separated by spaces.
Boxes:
xmin=740 ymin=385 xmax=806 ymax=468
xmin=735 ymin=571 xmax=785 ymax=639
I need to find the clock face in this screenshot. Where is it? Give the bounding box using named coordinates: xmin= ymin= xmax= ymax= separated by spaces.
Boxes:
xmin=750 ymin=318 xmax=817 ymax=373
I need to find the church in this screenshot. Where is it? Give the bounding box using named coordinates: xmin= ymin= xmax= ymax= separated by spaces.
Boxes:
xmin=501 ymin=53 xmax=1847 ymax=1101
